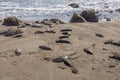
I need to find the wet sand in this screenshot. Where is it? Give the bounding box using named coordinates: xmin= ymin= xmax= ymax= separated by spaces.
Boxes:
xmin=0 ymin=20 xmax=120 ymax=80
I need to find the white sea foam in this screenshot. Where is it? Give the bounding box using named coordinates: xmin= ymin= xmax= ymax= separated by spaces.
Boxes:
xmin=0 ymin=0 xmax=120 ymax=22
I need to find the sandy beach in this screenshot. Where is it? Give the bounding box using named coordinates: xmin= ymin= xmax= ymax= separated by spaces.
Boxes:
xmin=0 ymin=17 xmax=120 ymax=80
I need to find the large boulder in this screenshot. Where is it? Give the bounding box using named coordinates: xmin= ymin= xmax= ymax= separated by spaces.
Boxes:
xmin=70 ymin=13 xmax=87 ymax=23
xmin=80 ymin=10 xmax=98 ymax=22
xmin=68 ymin=3 xmax=79 ymax=8
xmin=2 ymin=17 xmax=22 ymax=26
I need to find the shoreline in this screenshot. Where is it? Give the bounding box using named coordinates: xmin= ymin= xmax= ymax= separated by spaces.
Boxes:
xmin=0 ymin=16 xmax=120 ymax=80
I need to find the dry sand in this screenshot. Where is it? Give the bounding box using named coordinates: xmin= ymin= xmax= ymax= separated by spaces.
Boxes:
xmin=0 ymin=20 xmax=120 ymax=80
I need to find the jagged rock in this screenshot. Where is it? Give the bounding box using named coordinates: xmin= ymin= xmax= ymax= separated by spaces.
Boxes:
xmin=0 ymin=27 xmax=23 ymax=36
xmin=31 ymin=23 xmax=42 ymax=28
xmin=39 ymin=45 xmax=52 ymax=50
xmin=96 ymin=33 xmax=104 ymax=38
xmin=15 ymin=48 xmax=22 ymax=56
xmin=68 ymin=3 xmax=79 ymax=8
xmin=80 ymin=10 xmax=98 ymax=22
xmin=2 ymin=17 xmax=22 ymax=26
xmin=84 ymin=48 xmax=93 ymax=55
xmin=70 ymin=13 xmax=86 ymax=23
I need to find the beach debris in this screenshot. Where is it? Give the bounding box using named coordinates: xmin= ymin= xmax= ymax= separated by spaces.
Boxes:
xmin=68 ymin=3 xmax=79 ymax=8
xmin=41 ymin=19 xmax=52 ymax=25
xmin=60 ymin=29 xmax=72 ymax=32
xmin=31 ymin=23 xmax=43 ymax=28
xmin=96 ymin=33 xmax=104 ymax=38
xmin=35 ymin=20 xmax=41 ymax=24
xmin=109 ymin=54 xmax=120 ymax=61
xmin=92 ymin=44 xmax=96 ymax=47
xmin=80 ymin=9 xmax=98 ymax=22
xmin=0 ymin=30 xmax=7 ymax=35
xmin=70 ymin=13 xmax=86 ymax=23
xmin=104 ymin=39 xmax=113 ymax=44
xmin=24 ymin=22 xmax=32 ymax=26
xmin=105 ymin=17 xmax=111 ymax=21
xmin=39 ymin=45 xmax=52 ymax=50
xmin=59 ymin=35 xmax=70 ymax=39
xmin=71 ymin=68 xmax=79 ymax=74
xmin=35 ymin=31 xmax=44 ymax=34
xmin=45 ymin=30 xmax=56 ymax=33
xmin=62 ymin=31 xmax=71 ymax=36
xmin=0 ymin=27 xmax=23 ymax=36
xmin=12 ymin=34 xmax=23 ymax=38
xmin=104 ymin=40 xmax=120 ymax=47
xmin=44 ymin=57 xmax=52 ymax=61
xmin=19 ymin=23 xmax=26 ymax=28
xmin=84 ymin=48 xmax=93 ymax=55
xmin=57 ymin=66 xmax=66 ymax=70
xmin=102 ymin=48 xmax=108 ymax=51
xmin=56 ymin=39 xmax=71 ymax=44
xmin=53 ymin=56 xmax=73 ymax=67
xmin=49 ymin=18 xmax=66 ymax=24
xmin=2 ymin=16 xmax=22 ymax=26
xmin=53 ymin=56 xmax=68 ymax=63
xmin=15 ymin=48 xmax=22 ymax=56
xmin=41 ymin=18 xmax=66 ymax=25
xmin=45 ymin=28 xmax=56 ymax=33
xmin=53 ymin=55 xmax=79 ymax=74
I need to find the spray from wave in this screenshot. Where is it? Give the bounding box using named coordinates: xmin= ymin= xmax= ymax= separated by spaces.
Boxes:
xmin=0 ymin=0 xmax=120 ymax=22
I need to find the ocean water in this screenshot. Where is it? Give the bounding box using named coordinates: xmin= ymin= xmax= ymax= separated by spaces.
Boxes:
xmin=0 ymin=0 xmax=120 ymax=22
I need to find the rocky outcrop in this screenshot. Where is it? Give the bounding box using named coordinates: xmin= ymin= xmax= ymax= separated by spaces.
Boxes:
xmin=41 ymin=18 xmax=66 ymax=25
xmin=80 ymin=10 xmax=98 ymax=22
xmin=2 ymin=17 xmax=22 ymax=26
xmin=68 ymin=3 xmax=79 ymax=8
xmin=70 ymin=13 xmax=86 ymax=23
